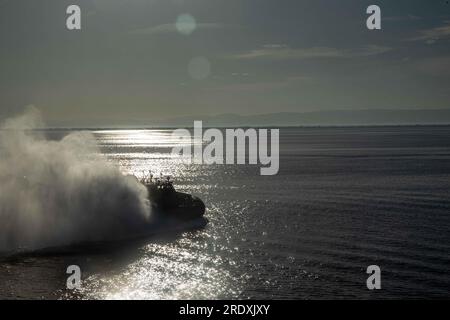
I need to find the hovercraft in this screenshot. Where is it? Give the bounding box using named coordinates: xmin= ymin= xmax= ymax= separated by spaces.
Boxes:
xmin=141 ymin=174 xmax=206 ymax=222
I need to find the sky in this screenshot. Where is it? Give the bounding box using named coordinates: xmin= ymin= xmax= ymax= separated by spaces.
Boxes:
xmin=0 ymin=0 xmax=450 ymax=126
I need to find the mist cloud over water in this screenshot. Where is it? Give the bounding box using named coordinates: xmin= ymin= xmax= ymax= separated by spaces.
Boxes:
xmin=0 ymin=107 xmax=151 ymax=252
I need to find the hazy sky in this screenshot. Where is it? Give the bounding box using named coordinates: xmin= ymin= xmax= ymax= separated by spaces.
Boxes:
xmin=1 ymin=0 xmax=450 ymax=126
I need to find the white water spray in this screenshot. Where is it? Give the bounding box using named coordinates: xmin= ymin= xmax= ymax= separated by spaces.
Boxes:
xmin=0 ymin=107 xmax=151 ymax=252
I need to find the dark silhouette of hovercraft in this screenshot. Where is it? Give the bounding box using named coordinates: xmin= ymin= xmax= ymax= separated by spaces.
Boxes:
xmin=143 ymin=175 xmax=206 ymax=223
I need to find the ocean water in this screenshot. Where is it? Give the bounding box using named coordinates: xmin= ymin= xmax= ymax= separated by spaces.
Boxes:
xmin=1 ymin=126 xmax=450 ymax=299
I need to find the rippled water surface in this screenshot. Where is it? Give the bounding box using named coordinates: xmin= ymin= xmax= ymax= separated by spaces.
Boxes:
xmin=1 ymin=126 xmax=450 ymax=299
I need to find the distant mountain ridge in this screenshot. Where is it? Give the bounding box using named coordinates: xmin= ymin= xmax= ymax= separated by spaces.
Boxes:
xmin=11 ymin=109 xmax=450 ymax=129
xmin=160 ymin=109 xmax=450 ymax=127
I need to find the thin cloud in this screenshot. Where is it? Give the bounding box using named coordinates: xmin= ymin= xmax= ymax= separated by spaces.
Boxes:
xmin=262 ymin=44 xmax=289 ymax=48
xmin=409 ymin=21 xmax=450 ymax=42
xmin=229 ymin=45 xmax=392 ymax=60
xmin=129 ymin=23 xmax=226 ymax=35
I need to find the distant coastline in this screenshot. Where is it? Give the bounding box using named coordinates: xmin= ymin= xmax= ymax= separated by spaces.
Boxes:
xmin=3 ymin=109 xmax=450 ymax=129
xmin=21 ymin=124 xmax=450 ymax=131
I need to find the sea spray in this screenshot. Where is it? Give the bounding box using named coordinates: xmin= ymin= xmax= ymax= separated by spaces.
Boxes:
xmin=0 ymin=107 xmax=151 ymax=251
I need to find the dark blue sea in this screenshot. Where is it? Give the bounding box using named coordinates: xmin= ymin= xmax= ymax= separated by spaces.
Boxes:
xmin=1 ymin=126 xmax=449 ymax=299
